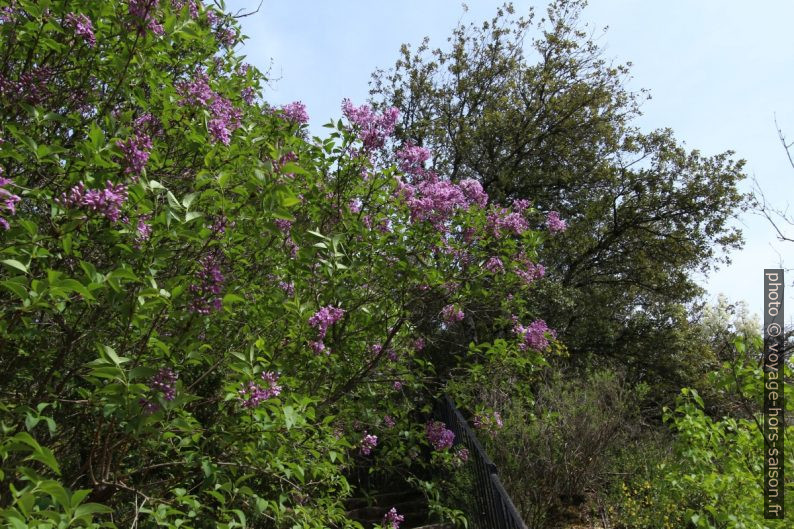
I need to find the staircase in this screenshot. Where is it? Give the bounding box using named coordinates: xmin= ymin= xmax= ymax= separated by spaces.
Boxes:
xmin=345 ymin=488 xmax=453 ymax=529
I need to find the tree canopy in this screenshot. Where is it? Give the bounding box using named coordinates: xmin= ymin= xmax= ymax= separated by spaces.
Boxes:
xmin=370 ymin=0 xmax=748 ymax=376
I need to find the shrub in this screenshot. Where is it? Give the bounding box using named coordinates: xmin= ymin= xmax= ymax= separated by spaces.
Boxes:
xmin=0 ymin=1 xmax=560 ymax=526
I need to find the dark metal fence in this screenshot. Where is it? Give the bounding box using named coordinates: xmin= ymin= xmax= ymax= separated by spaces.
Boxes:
xmin=434 ymin=394 xmax=528 ymax=529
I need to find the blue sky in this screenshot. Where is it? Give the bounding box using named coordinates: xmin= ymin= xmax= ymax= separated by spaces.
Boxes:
xmin=226 ymin=0 xmax=794 ymax=322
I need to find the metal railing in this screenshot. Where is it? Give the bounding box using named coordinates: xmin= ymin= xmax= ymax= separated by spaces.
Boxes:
xmin=434 ymin=394 xmax=528 ymax=529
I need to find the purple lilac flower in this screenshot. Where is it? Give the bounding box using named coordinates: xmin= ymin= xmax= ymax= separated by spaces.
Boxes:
xmin=177 ymin=71 xmax=242 ymax=144
xmin=177 ymin=71 xmax=214 ymax=106
xmin=383 ymin=415 xmax=396 ymax=429
xmin=280 ymin=101 xmax=309 ymax=125
xmin=383 ymin=508 xmax=405 ymax=529
xmin=188 ymin=252 xmax=225 ymax=314
xmin=208 ymin=95 xmax=242 ymax=145
xmin=513 ymin=319 xmax=555 ymax=351
xmin=134 ymin=113 xmax=162 ymax=136
xmin=150 ymin=368 xmax=178 ymax=400
xmin=215 ymin=25 xmax=236 ymax=46
xmin=487 ymin=208 xmax=529 ymax=237
xmin=441 ymin=304 xmax=464 ymax=325
xmin=0 ymin=175 xmax=21 ymax=230
xmin=392 ymin=380 xmax=403 ymax=391
xmin=140 ymin=367 xmax=178 ymax=413
xmin=515 ymin=260 xmax=545 ymax=285
xmin=341 ymin=99 xmax=399 ymax=150
xmin=172 ymin=0 xmax=199 ymax=18
xmin=241 ymin=86 xmax=255 ymax=104
xmin=546 ymin=210 xmax=567 ymax=233
xmin=128 ymin=0 xmax=163 ymax=35
xmin=239 ymin=371 xmax=282 ymax=408
xmin=0 ymin=6 xmax=15 ymax=23
xmin=459 ymin=178 xmax=488 ymax=208
xmin=308 ymin=305 xmax=345 ymax=339
xmin=0 ymin=67 xmax=53 ymax=105
xmin=116 ymin=134 xmax=152 ymax=177
xmin=278 ymin=281 xmax=295 ymax=296
xmin=309 ymin=340 xmax=327 ymax=355
xmin=485 ymin=256 xmax=504 ymax=273
xmin=425 ymin=420 xmax=455 ymax=451
xmin=348 ymin=198 xmax=362 ymax=213
xmin=65 ymin=13 xmax=96 ymax=47
xmin=58 ymin=181 xmax=128 ymax=222
xmin=512 ymin=199 xmax=531 ymax=213
xmin=413 ymin=338 xmax=425 ymax=351
xmin=135 ymin=214 xmax=152 ymax=245
xmin=211 ymin=215 xmax=233 ymax=234
xmin=455 ymin=446 xmax=470 ymax=463
xmin=395 ymin=142 xmax=431 ymax=176
xmin=274 ymin=219 xmax=292 ymax=233
xmin=360 ymin=432 xmax=378 ymax=455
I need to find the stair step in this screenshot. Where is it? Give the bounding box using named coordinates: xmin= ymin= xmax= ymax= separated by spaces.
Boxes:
xmin=346 ymin=489 xmax=425 ymax=509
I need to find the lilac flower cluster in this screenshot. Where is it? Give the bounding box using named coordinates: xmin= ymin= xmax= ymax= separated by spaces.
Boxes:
xmin=116 ymin=134 xmax=152 ymax=177
xmin=172 ymin=0 xmax=199 ymax=18
xmin=360 ymin=432 xmax=378 ymax=455
xmin=458 ymin=178 xmax=488 ymax=208
xmin=177 ymin=71 xmax=213 ymax=106
xmin=278 ymin=281 xmax=295 ymax=297
xmin=455 ymin=446 xmax=470 ymax=463
xmin=341 ymin=99 xmax=399 ymax=150
xmin=128 ymin=0 xmax=164 ymax=35
xmin=309 ymin=305 xmax=345 ymax=339
xmin=425 ymin=420 xmax=455 ymax=451
xmin=441 ymin=304 xmax=464 ymax=325
xmin=413 ymin=337 xmax=425 ymax=351
xmin=0 ymin=6 xmax=14 ymax=23
xmin=177 ymin=70 xmax=242 ymax=145
xmin=215 ymin=25 xmax=236 ymax=47
xmin=140 ymin=368 xmax=178 ymax=413
xmin=546 ymin=210 xmax=567 ymax=233
xmin=383 ymin=508 xmax=405 ymax=529
xmin=383 ymin=415 xmax=396 ymax=429
xmin=395 ymin=142 xmax=431 ymax=176
xmin=309 ymin=340 xmax=326 ymax=355
xmin=150 ymin=368 xmax=178 ymax=400
xmin=241 ymin=86 xmax=255 ymax=105
xmin=0 ymin=66 xmax=52 ymax=105
xmin=348 ymin=198 xmax=362 ymax=213
xmin=239 ymin=371 xmax=282 ymax=408
xmin=208 ymin=96 xmax=242 ymax=145
xmin=135 ymin=214 xmax=152 ymax=246
xmin=280 ymin=101 xmax=309 ymax=125
xmin=514 ymin=259 xmax=545 ymax=285
xmin=487 ymin=208 xmax=530 ymax=237
xmin=0 ymin=175 xmax=21 ymax=230
xmin=485 ymin=256 xmax=504 ymax=273
xmin=513 ymin=319 xmax=555 ymax=351
xmin=188 ymin=252 xmax=225 ymax=314
xmin=65 ymin=12 xmax=96 ymax=47
xmin=134 ymin=113 xmax=162 ymax=136
xmin=58 ymin=181 xmax=128 ymax=222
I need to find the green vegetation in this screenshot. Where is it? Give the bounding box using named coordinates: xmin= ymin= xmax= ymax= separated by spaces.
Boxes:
xmin=0 ymin=1 xmax=789 ymax=528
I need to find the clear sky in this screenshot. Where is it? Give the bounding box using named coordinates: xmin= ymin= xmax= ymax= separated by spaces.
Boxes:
xmin=225 ymin=0 xmax=794 ymax=323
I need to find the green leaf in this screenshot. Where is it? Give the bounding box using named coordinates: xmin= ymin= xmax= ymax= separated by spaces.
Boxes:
xmin=283 ymin=406 xmax=298 ymax=430
xmin=2 ymin=259 xmax=28 ymax=274
xmin=1 ymin=280 xmax=28 ymax=300
xmin=56 ymin=279 xmax=95 ymax=301
xmin=223 ymin=293 xmax=245 ymax=306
